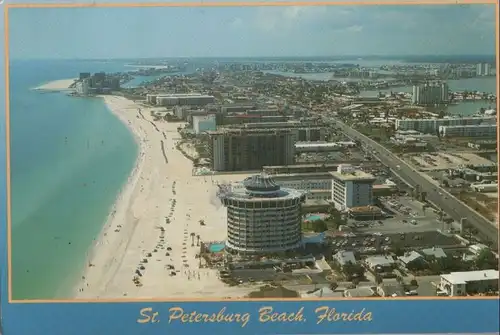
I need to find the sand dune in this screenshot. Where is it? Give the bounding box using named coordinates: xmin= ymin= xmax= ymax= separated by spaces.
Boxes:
xmin=74 ymin=95 xmax=252 ymax=299
xmin=33 ymin=78 xmax=77 ymax=91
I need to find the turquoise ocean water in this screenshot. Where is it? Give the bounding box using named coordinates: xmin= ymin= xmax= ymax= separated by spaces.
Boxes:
xmin=9 ymin=60 xmax=138 ymax=299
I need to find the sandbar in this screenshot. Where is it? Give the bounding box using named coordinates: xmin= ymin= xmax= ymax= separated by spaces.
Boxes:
xmin=33 ymin=78 xmax=77 ymax=91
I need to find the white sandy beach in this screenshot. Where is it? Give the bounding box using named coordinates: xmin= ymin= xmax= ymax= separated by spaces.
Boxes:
xmin=75 ymin=95 xmax=254 ymax=299
xmin=33 ymin=78 xmax=77 ymax=91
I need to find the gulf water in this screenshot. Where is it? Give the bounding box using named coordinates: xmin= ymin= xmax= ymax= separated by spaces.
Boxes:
xmin=9 ymin=60 xmax=138 ymax=299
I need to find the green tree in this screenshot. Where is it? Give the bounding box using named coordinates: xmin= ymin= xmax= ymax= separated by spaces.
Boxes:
xmin=313 ymin=220 xmax=328 ymax=233
xmin=475 ymin=249 xmax=498 ymax=270
xmin=393 ymin=245 xmax=405 ymax=257
xmin=343 ymin=262 xmax=365 ymax=281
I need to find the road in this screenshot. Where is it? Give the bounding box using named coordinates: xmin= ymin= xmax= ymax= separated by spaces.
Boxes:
xmin=334 ymin=120 xmax=498 ymax=248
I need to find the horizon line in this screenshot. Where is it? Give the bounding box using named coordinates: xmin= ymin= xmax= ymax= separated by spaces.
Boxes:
xmin=9 ymin=54 xmax=498 ymax=62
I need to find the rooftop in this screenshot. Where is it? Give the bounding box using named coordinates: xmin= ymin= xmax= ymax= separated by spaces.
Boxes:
xmin=421 ymin=247 xmax=447 ymax=259
xmin=149 ymin=93 xmax=213 ymax=98
xmin=330 ymin=170 xmax=376 ymax=182
xmin=333 ymin=250 xmax=357 ymax=265
xmin=365 ymin=255 xmax=395 ymax=267
xmin=398 ymin=116 xmax=496 ymax=122
xmin=441 ymin=270 xmax=499 ymax=285
xmin=208 ymin=128 xmax=293 ymax=135
xmin=348 ymin=206 xmax=382 ymax=213
xmin=221 ymin=174 xmax=305 ymax=202
xmin=272 ymin=172 xmax=333 ymax=180
xmin=264 ymin=163 xmax=357 ymax=169
xmin=344 ymin=287 xmax=376 ymax=297
xmin=295 ymin=141 xmax=356 ymax=148
xmin=398 ymin=251 xmax=424 ymax=265
xmin=302 ymin=287 xmax=343 ymax=298
xmin=243 ymin=174 xmax=280 ymax=193
xmin=440 ymin=124 xmax=497 ymax=129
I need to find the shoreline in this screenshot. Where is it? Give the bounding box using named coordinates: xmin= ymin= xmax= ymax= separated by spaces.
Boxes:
xmin=74 ymin=95 xmax=255 ymax=299
xmin=72 ymin=95 xmax=146 ymax=298
xmin=33 ymin=78 xmax=77 ymax=91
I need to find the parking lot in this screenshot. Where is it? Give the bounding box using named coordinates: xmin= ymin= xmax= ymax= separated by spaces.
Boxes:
xmin=347 ymin=195 xmax=445 ymax=235
xmin=407 ymin=152 xmax=495 ymax=171
xmin=229 ymin=269 xmax=313 ymax=285
xmin=329 ymin=230 xmax=463 ymax=253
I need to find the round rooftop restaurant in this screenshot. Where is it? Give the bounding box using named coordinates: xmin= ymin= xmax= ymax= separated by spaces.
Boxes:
xmin=243 ymin=173 xmax=281 ymax=195
xmin=221 ymin=173 xmax=307 ymax=255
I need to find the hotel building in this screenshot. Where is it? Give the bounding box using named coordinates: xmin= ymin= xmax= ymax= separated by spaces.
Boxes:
xmin=330 ymin=164 xmax=376 ymax=211
xmin=439 ymin=124 xmax=497 ymax=138
xmin=218 ymin=174 xmax=306 ymax=255
xmin=476 ymin=63 xmax=491 ymax=77
xmin=207 ymin=128 xmax=295 ymax=172
xmin=412 ymin=82 xmax=449 ymax=105
xmin=395 ymin=116 xmax=496 ymax=134
xmin=146 ymin=93 xmax=215 ymax=107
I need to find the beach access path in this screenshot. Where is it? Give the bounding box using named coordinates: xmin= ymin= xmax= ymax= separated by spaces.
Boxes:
xmin=75 ymin=95 xmax=254 ymax=299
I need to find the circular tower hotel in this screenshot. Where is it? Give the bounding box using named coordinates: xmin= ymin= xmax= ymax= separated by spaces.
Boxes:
xmin=218 ymin=173 xmax=306 ymax=255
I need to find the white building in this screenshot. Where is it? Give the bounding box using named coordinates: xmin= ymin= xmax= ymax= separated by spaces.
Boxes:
xmin=192 ymin=114 xmax=216 ymax=134
xmin=412 ymin=82 xmax=448 ymax=105
xmin=476 ymin=63 xmax=491 ymax=76
xmin=329 ymin=164 xmax=376 ymax=211
xmin=396 ymin=116 xmax=496 ymax=134
xmin=219 ymin=174 xmax=306 ymax=255
xmin=439 ymin=124 xmax=497 ymax=138
xmin=440 ymin=270 xmax=499 ymax=296
xmin=75 ymin=78 xmax=90 ymax=95
xmin=294 ymin=141 xmax=356 ymax=153
xmin=148 ymin=93 xmax=215 ymax=107
xmin=232 ymin=172 xmax=332 ymax=201
xmin=470 ymin=183 xmax=498 ymax=193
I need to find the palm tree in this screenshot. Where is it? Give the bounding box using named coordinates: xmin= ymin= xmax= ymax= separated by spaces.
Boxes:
xmin=422 ymin=203 xmax=428 ymax=215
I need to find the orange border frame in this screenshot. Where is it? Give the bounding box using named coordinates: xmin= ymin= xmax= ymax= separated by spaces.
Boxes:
xmin=4 ymin=0 xmax=500 ymax=304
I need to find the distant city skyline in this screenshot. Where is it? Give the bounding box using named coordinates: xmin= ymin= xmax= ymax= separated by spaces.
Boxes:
xmin=8 ymin=4 xmax=497 ymax=59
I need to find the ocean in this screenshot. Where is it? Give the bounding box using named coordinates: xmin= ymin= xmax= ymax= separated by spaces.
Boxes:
xmin=9 ymin=60 xmax=138 ymax=299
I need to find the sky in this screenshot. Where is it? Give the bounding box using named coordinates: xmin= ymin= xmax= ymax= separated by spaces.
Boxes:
xmin=7 ymin=4 xmax=497 ymax=59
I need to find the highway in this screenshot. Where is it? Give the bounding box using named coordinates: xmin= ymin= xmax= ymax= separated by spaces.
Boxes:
xmin=334 ymin=120 xmax=499 ymax=248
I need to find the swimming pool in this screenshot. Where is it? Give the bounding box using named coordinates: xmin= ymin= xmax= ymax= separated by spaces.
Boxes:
xmin=305 ymin=214 xmax=325 ymax=221
xmin=208 ymin=243 xmax=225 ymax=253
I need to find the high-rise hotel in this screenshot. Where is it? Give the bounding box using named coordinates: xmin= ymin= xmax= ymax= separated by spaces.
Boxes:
xmin=412 ymin=82 xmax=449 ymax=106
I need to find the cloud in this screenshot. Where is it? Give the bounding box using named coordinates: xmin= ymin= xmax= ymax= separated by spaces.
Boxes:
xmin=343 ymin=25 xmax=363 ymax=33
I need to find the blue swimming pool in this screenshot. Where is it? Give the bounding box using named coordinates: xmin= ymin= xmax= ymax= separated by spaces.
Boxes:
xmin=209 ymin=243 xmax=225 ymax=253
xmin=305 ymin=214 xmax=323 ymax=221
